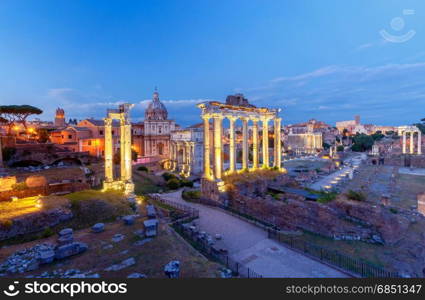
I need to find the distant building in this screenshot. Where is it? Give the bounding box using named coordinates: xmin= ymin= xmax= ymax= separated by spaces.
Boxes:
xmin=167 ymin=123 xmax=203 ymax=177
xmin=225 ymin=93 xmax=255 ymax=108
xmin=336 ymin=115 xmax=360 ymax=134
xmin=50 ymin=119 xmax=121 ymax=157
xmin=143 ymin=89 xmax=176 ymax=158
xmin=48 ymin=88 xmax=177 ymax=161
xmin=54 ymin=108 xmax=66 ymax=127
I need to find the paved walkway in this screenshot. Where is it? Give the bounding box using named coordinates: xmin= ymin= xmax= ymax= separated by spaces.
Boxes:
xmin=160 ymin=190 xmax=347 ymax=278
xmin=309 ymin=153 xmax=366 ymax=191
xmin=399 ymin=167 xmax=425 ymax=176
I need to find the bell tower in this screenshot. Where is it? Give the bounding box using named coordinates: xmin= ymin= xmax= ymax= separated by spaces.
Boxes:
xmin=55 ymin=108 xmax=66 ymax=127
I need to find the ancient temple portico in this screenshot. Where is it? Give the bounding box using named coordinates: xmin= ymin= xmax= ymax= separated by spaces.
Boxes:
xmin=197 ymin=101 xmax=283 ymax=193
xmin=398 ymin=125 xmax=422 ymax=155
xmin=103 ymin=103 xmax=135 ymax=198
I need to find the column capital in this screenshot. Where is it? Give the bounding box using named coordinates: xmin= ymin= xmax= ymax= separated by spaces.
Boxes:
xmin=226 ymin=115 xmax=238 ymax=122
xmin=201 ymin=114 xmax=212 ymax=121
xmin=104 ymin=118 xmax=113 ymax=126
xmin=260 ymin=116 xmax=271 ymax=122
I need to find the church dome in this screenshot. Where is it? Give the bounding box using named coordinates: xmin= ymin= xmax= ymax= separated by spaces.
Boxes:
xmin=145 ymin=89 xmax=168 ymax=120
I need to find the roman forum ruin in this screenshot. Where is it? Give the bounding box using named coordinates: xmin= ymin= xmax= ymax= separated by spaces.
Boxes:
xmin=197 ymin=101 xmax=282 ymax=193
xmin=103 ymin=103 xmax=135 ymax=198
xmin=398 ymin=125 xmax=422 ymax=155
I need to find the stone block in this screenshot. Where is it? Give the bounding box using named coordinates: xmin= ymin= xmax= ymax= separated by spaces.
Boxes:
xmin=55 ymin=242 xmax=88 ymax=260
xmin=164 ymin=260 xmax=180 ymax=278
xmin=59 ymin=228 xmax=73 ymax=236
xmin=127 ymin=273 xmax=147 ymax=278
xmin=57 ymin=235 xmax=74 ymax=246
xmin=92 ymin=223 xmax=105 ymax=233
xmin=123 ymin=215 xmax=135 ymax=225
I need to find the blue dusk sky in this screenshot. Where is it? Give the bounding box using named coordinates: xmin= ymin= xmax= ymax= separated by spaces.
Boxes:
xmin=0 ymin=0 xmax=425 ymax=127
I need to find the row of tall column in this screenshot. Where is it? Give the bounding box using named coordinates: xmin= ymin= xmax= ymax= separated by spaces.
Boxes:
xmin=203 ymin=115 xmax=282 ymax=181
xmin=402 ymin=131 xmax=422 ymax=155
xmin=104 ymin=116 xmax=132 ymax=183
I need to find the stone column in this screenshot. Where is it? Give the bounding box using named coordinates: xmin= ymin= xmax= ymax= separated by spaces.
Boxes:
xmin=418 ymin=131 xmax=422 ymax=155
xmin=185 ymin=142 xmax=191 ymax=175
xmin=124 ymin=118 xmax=133 ymax=181
xmin=229 ymin=116 xmax=237 ymax=173
xmin=274 ymin=118 xmax=281 ymax=169
xmin=252 ymin=118 xmax=259 ymax=169
xmin=402 ymin=131 xmax=406 ymax=154
xmin=202 ymin=116 xmax=212 ymax=179
xmin=213 ymin=115 xmax=223 ymax=180
xmin=262 ymin=117 xmax=269 ymax=168
xmin=242 ymin=118 xmax=249 ymax=170
xmin=120 ymin=117 xmax=126 ymax=180
xmin=104 ymin=118 xmax=113 ymax=182
xmin=410 ymin=131 xmax=414 ymax=154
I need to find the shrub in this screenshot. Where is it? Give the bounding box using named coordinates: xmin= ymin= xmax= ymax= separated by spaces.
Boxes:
xmin=182 ymin=190 xmax=201 ymax=201
xmin=389 ymin=207 xmax=398 ymax=214
xmin=317 ymin=191 xmax=337 ymax=203
xmin=137 ymin=166 xmax=149 ymax=172
xmin=12 ymin=182 xmax=28 ymax=191
xmin=346 ymin=190 xmax=366 ymax=202
xmin=166 ymin=178 xmax=180 ymax=190
xmin=41 ymin=227 xmax=54 ymax=238
xmin=180 ymin=179 xmax=193 ymax=188
xmin=0 ymin=219 xmax=13 ymax=229
xmin=162 ymin=172 xmax=177 ymax=181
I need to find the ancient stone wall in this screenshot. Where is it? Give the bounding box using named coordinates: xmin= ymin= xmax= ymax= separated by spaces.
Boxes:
xmin=0 ymin=182 xmax=89 ymax=201
xmin=226 ymin=178 xmax=412 ymax=245
xmin=0 ymin=206 xmax=73 ymax=241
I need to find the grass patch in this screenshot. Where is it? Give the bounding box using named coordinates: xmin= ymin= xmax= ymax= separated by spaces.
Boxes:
xmin=64 ymin=189 xmax=132 ymax=230
xmin=223 ymin=169 xmax=282 ymax=185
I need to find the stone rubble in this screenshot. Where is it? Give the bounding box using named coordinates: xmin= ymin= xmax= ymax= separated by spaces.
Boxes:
xmin=0 ymin=227 xmax=88 ymax=275
xmin=27 ymin=269 xmax=100 ymax=278
xmin=127 ymin=272 xmax=147 ymax=278
xmin=164 ymin=260 xmax=180 ymax=278
xmin=104 ymin=257 xmax=136 ymax=271
xmin=112 ymin=233 xmax=125 ymax=243
xmin=92 ymin=223 xmax=105 ymax=233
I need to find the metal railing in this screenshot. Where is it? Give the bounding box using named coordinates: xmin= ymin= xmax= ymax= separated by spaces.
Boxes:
xmin=192 ymin=197 xmax=399 ymax=278
xmin=149 ymin=193 xmax=262 ymax=278
xmin=267 ymin=228 xmax=399 ymax=278
xmin=173 ymin=221 xmax=262 ymax=278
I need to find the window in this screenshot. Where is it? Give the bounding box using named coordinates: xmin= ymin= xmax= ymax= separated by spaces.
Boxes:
xmin=99 ymin=130 xmax=103 ymax=135
xmin=68 ymin=135 xmax=72 ymax=139
xmin=88 ymin=141 xmax=92 ymax=146
xmin=112 ymin=130 xmax=115 ymax=135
